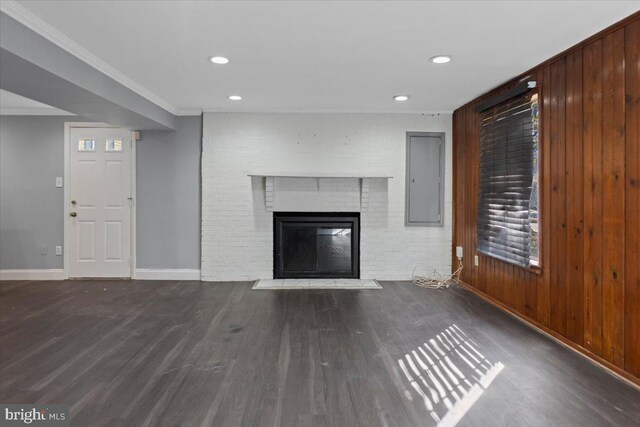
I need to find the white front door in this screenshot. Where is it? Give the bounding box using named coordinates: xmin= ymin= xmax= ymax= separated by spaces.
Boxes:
xmin=69 ymin=127 xmax=132 ymax=278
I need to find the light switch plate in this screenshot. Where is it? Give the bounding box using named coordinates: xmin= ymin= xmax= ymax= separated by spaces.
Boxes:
xmin=55 ymin=246 xmax=62 ymax=256
xmin=474 ymin=255 xmax=479 ymax=266
xmin=40 ymin=245 xmax=47 ymax=255
xmin=456 ymin=246 xmax=463 ymax=259
xmin=55 ymin=177 xmax=63 ymax=188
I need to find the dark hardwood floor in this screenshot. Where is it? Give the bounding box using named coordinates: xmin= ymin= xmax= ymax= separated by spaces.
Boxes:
xmin=0 ymin=280 xmax=638 ymax=426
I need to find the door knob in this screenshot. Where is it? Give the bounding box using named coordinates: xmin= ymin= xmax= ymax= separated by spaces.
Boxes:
xmin=411 ymin=177 xmax=415 ymax=183
xmin=71 ymin=200 xmax=77 ymax=205
xmin=70 ymin=212 xmax=77 ymax=217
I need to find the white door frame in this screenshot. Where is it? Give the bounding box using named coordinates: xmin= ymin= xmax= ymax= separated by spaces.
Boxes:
xmin=63 ymin=122 xmax=137 ymax=279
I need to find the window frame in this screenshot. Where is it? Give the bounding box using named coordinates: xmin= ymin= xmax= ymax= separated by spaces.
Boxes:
xmin=529 ymin=91 xmax=541 ymax=271
xmin=533 ymin=86 xmax=544 ymax=273
xmin=475 ymin=89 xmax=542 ymax=272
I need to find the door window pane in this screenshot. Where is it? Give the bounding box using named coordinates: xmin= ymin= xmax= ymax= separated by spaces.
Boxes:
xmin=78 ymin=139 xmax=95 ymax=151
xmin=106 ymin=139 xmax=123 ymax=152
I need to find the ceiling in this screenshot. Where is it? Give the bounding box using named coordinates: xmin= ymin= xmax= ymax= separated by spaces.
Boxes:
xmin=8 ymin=0 xmax=640 ymax=114
xmin=0 ymin=89 xmax=72 ymax=115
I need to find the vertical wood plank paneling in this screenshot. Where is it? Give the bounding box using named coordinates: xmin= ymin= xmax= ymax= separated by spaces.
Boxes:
xmin=496 ymin=261 xmax=503 ymax=303
xmin=460 ymin=107 xmax=467 ymax=283
xmin=477 ymin=109 xmax=487 ymax=295
xmin=490 ymin=256 xmax=497 ymax=301
xmin=550 ymin=59 xmax=568 ymax=335
xmin=451 ymin=14 xmax=639 ymax=384
xmin=583 ymin=39 xmax=604 ymax=356
xmin=539 ymin=66 xmax=552 ymax=327
xmin=624 ymin=19 xmax=640 ymax=378
xmin=463 ymin=108 xmax=471 ymax=285
xmin=452 ymin=110 xmax=458 ymax=273
xmin=514 ymin=267 xmax=525 ymax=314
xmin=557 ymin=58 xmax=567 ymax=336
xmin=504 ymin=264 xmax=514 ymax=307
xmin=452 ymin=109 xmax=462 ymax=276
xmin=565 ymin=50 xmax=584 ymax=345
xmin=602 ymin=29 xmax=626 ymax=367
xmin=525 ymin=266 xmax=537 ymax=320
xmin=549 ymin=61 xmax=560 ymax=330
xmin=459 ymin=108 xmax=466 ymax=280
xmin=481 ymin=255 xmax=485 ymax=293
xmin=471 ymin=109 xmax=480 ymax=289
xmin=485 ymin=253 xmax=492 ymax=297
xmin=497 ymin=256 xmax=504 ymax=303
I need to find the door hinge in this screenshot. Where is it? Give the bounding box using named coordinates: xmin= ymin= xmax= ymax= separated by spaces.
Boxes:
xmin=128 ymin=258 xmax=133 ymax=266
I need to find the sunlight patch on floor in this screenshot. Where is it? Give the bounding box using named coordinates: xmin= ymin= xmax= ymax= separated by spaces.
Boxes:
xmin=398 ymin=324 xmax=504 ymax=427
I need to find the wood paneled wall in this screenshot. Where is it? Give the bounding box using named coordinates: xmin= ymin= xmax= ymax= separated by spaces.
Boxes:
xmin=452 ymin=13 xmax=640 ymax=384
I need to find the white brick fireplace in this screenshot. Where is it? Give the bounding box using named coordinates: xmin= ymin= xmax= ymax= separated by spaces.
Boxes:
xmin=201 ymin=113 xmax=452 ymax=281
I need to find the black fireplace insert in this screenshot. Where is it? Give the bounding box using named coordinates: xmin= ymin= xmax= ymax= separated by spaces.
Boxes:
xmin=273 ymin=212 xmax=360 ymax=279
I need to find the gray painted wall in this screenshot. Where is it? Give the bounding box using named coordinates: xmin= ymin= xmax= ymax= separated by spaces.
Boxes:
xmin=0 ymin=115 xmax=201 ymax=270
xmin=0 ymin=116 xmax=82 ymax=268
xmin=136 ymin=116 xmax=201 ymax=269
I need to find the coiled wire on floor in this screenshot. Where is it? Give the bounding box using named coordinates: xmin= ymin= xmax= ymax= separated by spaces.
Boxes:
xmin=411 ymin=260 xmax=463 ymax=289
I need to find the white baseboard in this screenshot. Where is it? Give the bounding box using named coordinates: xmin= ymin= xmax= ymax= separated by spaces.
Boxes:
xmin=0 ymin=269 xmax=65 ymax=281
xmin=134 ymin=269 xmax=201 ymax=281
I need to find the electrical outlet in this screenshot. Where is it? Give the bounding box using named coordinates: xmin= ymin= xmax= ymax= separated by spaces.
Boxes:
xmin=456 ymin=246 xmax=463 ymax=259
xmin=474 ymin=255 xmax=479 ymax=266
xmin=55 ymin=177 xmax=63 ymax=188
xmin=55 ymin=246 xmax=62 ymax=256
xmin=40 ymin=245 xmax=48 ymax=255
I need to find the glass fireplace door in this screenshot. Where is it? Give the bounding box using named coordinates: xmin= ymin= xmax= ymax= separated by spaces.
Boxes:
xmin=274 ymin=213 xmax=360 ymax=279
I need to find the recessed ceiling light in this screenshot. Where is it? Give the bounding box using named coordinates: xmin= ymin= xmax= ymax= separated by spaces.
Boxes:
xmin=228 ymin=95 xmax=242 ymax=101
xmin=210 ymin=56 xmax=229 ymax=64
xmin=393 ymin=95 xmax=409 ymax=102
xmin=430 ymin=55 xmax=452 ymax=64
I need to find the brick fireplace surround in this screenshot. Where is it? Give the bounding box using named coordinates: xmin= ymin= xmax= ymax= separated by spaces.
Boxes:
xmin=201 ymin=113 xmax=453 ymax=281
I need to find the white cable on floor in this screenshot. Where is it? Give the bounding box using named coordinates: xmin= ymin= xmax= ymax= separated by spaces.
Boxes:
xmin=412 ymin=259 xmax=463 ymax=289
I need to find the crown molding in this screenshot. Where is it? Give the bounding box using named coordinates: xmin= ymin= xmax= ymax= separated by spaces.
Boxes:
xmin=0 ymin=1 xmax=180 ymax=116
xmin=0 ymin=107 xmax=75 ymax=116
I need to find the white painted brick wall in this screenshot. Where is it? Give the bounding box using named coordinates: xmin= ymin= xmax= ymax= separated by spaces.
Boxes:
xmin=202 ymin=113 xmax=453 ymax=281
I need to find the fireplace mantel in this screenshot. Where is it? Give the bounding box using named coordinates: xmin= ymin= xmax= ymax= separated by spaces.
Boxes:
xmin=248 ymin=173 xmax=392 ymax=211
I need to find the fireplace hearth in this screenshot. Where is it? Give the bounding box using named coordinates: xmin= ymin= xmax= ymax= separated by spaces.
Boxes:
xmin=273 ymin=212 xmax=360 ymax=279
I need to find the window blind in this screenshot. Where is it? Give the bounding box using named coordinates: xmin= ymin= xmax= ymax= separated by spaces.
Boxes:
xmin=477 ymin=92 xmax=536 ymax=267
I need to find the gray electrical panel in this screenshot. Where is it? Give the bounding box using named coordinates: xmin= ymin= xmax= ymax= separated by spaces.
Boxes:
xmin=405 ymin=132 xmax=444 ymax=227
